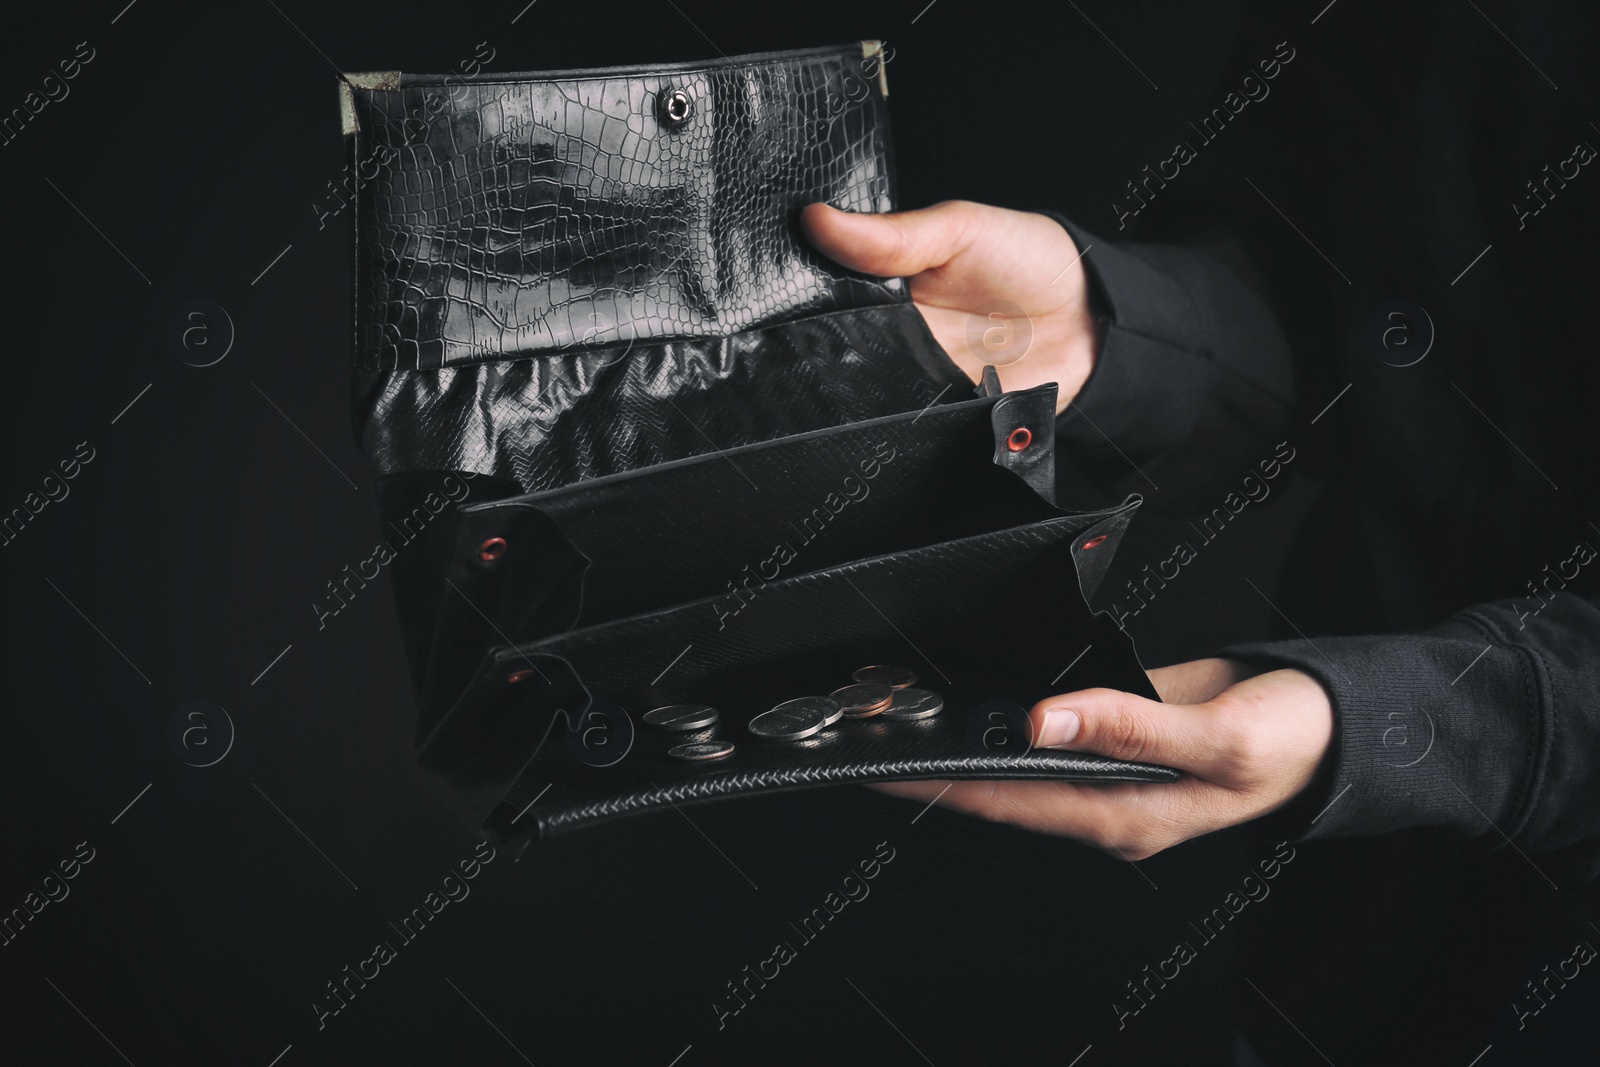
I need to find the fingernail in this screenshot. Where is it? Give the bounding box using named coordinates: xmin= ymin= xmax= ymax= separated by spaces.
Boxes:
xmin=1037 ymin=708 xmax=1081 ymax=748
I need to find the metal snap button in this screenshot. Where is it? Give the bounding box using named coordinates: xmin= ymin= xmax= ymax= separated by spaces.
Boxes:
xmin=657 ymin=88 xmax=693 ymax=129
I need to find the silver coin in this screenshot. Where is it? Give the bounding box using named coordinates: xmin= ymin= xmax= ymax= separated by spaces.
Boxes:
xmin=642 ymin=703 xmax=719 ymax=731
xmin=668 ymin=741 xmax=735 ymax=762
xmin=748 ymin=696 xmax=843 ymax=742
xmin=852 ymin=664 xmax=918 ymax=689
xmin=883 ymin=687 xmax=943 ymax=721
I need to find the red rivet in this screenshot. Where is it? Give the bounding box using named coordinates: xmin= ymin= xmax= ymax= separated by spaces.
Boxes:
xmin=507 ymin=668 xmax=536 ymax=684
xmin=1006 ymin=427 xmax=1032 ymax=452
xmin=478 ymin=536 xmax=507 ymax=562
xmin=1081 ymin=535 xmax=1107 ymax=550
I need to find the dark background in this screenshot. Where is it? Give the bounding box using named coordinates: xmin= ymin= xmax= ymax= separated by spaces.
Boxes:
xmin=1 ymin=0 xmax=1596 ymax=1064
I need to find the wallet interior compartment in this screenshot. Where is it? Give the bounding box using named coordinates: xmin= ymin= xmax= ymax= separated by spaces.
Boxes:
xmin=435 ymin=384 xmax=1063 ymax=646
xmin=416 ymin=506 xmax=1159 ymax=832
xmin=494 ymin=509 xmax=1151 ymax=706
xmin=408 ymin=385 xmax=1066 ymax=730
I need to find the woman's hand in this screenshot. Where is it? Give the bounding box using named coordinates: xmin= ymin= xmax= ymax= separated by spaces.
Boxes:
xmin=801 ymin=201 xmax=1098 ymax=414
xmin=873 ymin=659 xmax=1336 ymax=859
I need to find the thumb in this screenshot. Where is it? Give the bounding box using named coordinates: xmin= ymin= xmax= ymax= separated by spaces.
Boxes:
xmin=800 ymin=201 xmax=971 ymax=279
xmin=1030 ymin=688 xmax=1232 ymax=778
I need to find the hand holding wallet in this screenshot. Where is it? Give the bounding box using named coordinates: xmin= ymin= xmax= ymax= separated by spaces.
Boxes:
xmin=341 ymin=42 xmax=1176 ymax=848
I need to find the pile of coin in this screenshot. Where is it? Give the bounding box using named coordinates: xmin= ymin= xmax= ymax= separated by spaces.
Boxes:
xmin=844 ymin=665 xmax=944 ymax=722
xmin=639 ymin=665 xmax=944 ymax=761
xmin=640 ymin=703 xmax=735 ymax=762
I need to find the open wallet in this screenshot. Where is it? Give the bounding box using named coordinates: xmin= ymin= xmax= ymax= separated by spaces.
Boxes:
xmin=341 ymin=40 xmax=1175 ymax=851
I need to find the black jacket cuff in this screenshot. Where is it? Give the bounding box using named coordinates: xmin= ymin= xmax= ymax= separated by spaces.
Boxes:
xmin=1219 ymin=615 xmax=1541 ymax=849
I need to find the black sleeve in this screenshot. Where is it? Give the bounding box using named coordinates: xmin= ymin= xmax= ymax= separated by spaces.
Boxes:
xmin=1036 ymin=211 xmax=1296 ymax=512
xmin=1221 ymin=586 xmax=1600 ymax=881
xmin=1038 ymin=0 xmax=1600 ymax=883
xmin=1031 ymin=213 xmax=1600 ymax=883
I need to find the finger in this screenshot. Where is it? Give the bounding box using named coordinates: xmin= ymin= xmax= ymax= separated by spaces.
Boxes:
xmin=1146 ymin=657 xmax=1247 ymax=706
xmin=799 ymin=201 xmax=974 ymax=279
xmin=870 ymin=779 xmax=957 ymax=804
xmin=869 ymin=779 xmax=997 ymax=818
xmin=875 ymin=778 xmax=1164 ymax=839
xmin=1030 ymin=688 xmax=1238 ymax=780
xmin=877 ymin=777 xmax=1231 ymax=858
xmin=1021 ymin=778 xmax=1235 ymax=858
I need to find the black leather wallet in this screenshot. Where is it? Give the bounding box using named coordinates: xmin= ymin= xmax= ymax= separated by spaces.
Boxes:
xmin=342 ymin=42 xmax=1175 ymax=848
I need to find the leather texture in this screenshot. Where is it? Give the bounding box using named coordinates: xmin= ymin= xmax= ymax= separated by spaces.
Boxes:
xmin=418 ymin=387 xmax=1072 ymax=733
xmin=354 ymin=302 xmax=969 ymax=491
xmin=347 ymin=42 xmax=961 ymax=492
xmin=426 ymin=511 xmax=1169 ymax=842
xmin=352 ymin=44 xmax=903 ymax=368
xmin=347 ymin=44 xmax=1172 ymax=844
